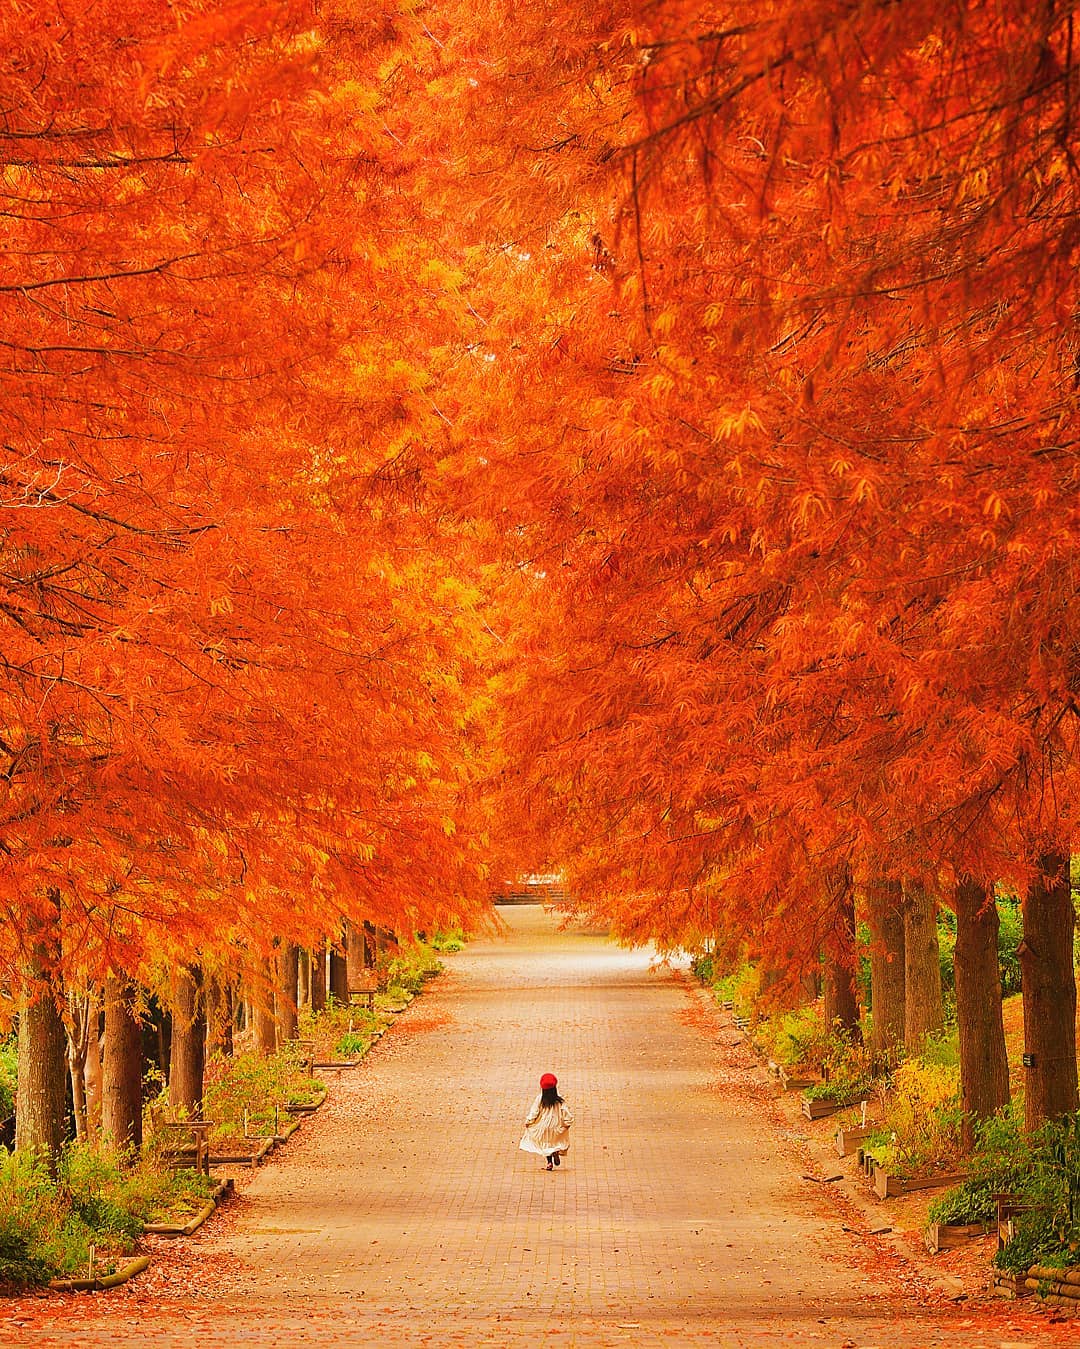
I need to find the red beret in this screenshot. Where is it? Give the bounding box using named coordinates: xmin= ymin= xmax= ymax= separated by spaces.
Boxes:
xmin=540 ymin=1073 xmax=557 ymax=1089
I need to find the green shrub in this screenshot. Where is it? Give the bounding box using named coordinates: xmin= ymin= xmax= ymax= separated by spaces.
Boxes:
xmin=0 ymin=1039 xmax=15 ymax=1123
xmin=690 ymin=951 xmax=718 ymax=985
xmin=929 ymin=1107 xmax=1031 ymax=1226
xmin=0 ymin=1142 xmax=215 ymax=1288
xmin=379 ymin=942 xmax=443 ymax=995
xmin=989 ymin=1112 xmax=1080 ymax=1273
xmin=335 ymin=1031 xmax=369 ymax=1057
xmin=429 ymin=930 xmax=464 ymax=953
xmin=202 ymin=1049 xmax=324 ymax=1140
xmin=0 ymin=1150 xmax=58 ymax=1289
xmin=883 ymin=1058 xmax=962 ymax=1176
xmin=996 ymin=895 xmax=1023 ymax=997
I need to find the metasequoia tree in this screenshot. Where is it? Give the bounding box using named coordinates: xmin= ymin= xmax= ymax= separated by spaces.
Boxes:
xmin=424 ymin=0 xmax=1080 ymax=1130
xmin=2 ymin=0 xmax=502 ymax=1159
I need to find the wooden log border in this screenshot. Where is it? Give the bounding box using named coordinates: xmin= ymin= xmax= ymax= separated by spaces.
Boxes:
xmin=49 ymin=1254 xmax=151 ymax=1293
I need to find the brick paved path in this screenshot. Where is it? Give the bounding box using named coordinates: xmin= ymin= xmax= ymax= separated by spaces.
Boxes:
xmin=8 ymin=907 xmax=1058 ymax=1347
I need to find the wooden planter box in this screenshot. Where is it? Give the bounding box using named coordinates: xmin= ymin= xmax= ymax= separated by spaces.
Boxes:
xmin=802 ymin=1094 xmax=868 ymax=1121
xmin=348 ymin=969 xmax=379 ymax=1011
xmin=779 ymin=1065 xmax=818 ymax=1092
xmin=873 ymin=1165 xmax=966 ymax=1200
xmin=836 ymin=1126 xmax=873 ymax=1157
xmin=924 ymin=1219 xmax=994 ymax=1253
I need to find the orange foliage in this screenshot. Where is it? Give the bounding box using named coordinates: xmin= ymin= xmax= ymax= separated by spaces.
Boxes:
xmin=5 ymin=0 xmax=1080 ymax=993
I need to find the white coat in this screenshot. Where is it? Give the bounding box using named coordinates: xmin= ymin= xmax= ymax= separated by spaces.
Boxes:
xmin=519 ymin=1094 xmax=573 ymax=1156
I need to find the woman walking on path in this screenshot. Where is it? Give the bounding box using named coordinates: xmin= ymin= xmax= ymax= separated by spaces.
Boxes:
xmin=520 ymin=1072 xmax=573 ymax=1170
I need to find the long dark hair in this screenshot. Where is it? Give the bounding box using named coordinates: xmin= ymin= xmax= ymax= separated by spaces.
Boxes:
xmin=540 ymin=1085 xmax=563 ymax=1107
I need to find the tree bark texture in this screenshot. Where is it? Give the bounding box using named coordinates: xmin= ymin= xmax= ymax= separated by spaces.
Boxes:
xmin=205 ymin=971 xmax=234 ymax=1059
xmin=275 ymin=943 xmax=299 ymax=1043
xmin=15 ymin=979 xmax=68 ymax=1170
xmin=14 ymin=891 xmax=68 ymax=1170
xmin=253 ymin=955 xmax=278 ymax=1055
xmin=311 ymin=946 xmax=327 ymax=1013
xmin=67 ymin=994 xmax=92 ymax=1142
xmin=865 ymin=877 xmax=906 ymax=1066
xmin=83 ymin=991 xmax=103 ymax=1134
xmin=298 ymin=948 xmax=311 ymax=1008
xmin=329 ymin=940 xmax=348 ymax=1005
xmin=903 ymin=881 xmax=943 ymax=1049
xmin=346 ymin=920 xmax=366 ymax=979
xmin=102 ymin=976 xmax=144 ymax=1151
xmin=953 ymin=877 xmax=1010 ymax=1147
xmin=169 ymin=964 xmax=206 ymax=1117
xmin=1020 ymin=852 xmax=1079 ymax=1130
xmin=822 ymin=862 xmax=861 ymax=1041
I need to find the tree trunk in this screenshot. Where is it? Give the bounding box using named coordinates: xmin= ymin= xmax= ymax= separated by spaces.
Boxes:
xmin=953 ymin=877 xmax=1010 ymax=1148
xmin=253 ymin=956 xmax=277 ymax=1055
xmin=363 ymin=920 xmax=377 ymax=968
xmin=275 ymin=944 xmax=299 ymax=1043
xmin=903 ymin=880 xmax=943 ymax=1049
xmin=15 ymin=890 xmax=68 ymax=1171
xmin=822 ymin=862 xmax=861 ymax=1040
xmin=102 ymin=976 xmax=144 ymax=1151
xmin=83 ymin=990 xmax=103 ymax=1134
xmin=329 ymin=939 xmax=348 ymax=1005
xmin=346 ymin=920 xmax=366 ymax=979
xmin=15 ymin=970 xmax=68 ymax=1170
xmin=1020 ymin=852 xmax=1079 ymax=1130
xmin=67 ymin=993 xmax=92 ymax=1142
xmin=866 ymin=877 xmax=906 ymax=1067
xmin=169 ymin=964 xmax=206 ymax=1118
xmin=311 ymin=946 xmax=327 ymax=1013
xmin=298 ymin=949 xmax=311 ymax=1008
xmin=205 ymin=971 xmax=234 ymax=1059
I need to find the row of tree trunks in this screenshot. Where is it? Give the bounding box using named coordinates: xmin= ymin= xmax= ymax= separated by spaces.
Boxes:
xmin=12 ymin=928 xmax=360 ymax=1164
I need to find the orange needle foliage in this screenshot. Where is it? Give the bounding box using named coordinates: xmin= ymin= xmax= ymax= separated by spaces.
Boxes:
xmin=0 ymin=0 xmax=500 ymax=1000
xmin=425 ymin=1 xmax=1080 ymax=963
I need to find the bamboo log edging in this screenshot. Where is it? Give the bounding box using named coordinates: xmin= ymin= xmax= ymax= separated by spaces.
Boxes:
xmin=49 ymin=1254 xmax=151 ymax=1293
xmin=283 ymin=1086 xmax=329 ymax=1115
xmin=1029 ymin=1264 xmax=1080 ymax=1289
xmin=144 ymin=1179 xmax=233 ymax=1237
xmin=1023 ymin=1273 xmax=1080 ymax=1309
